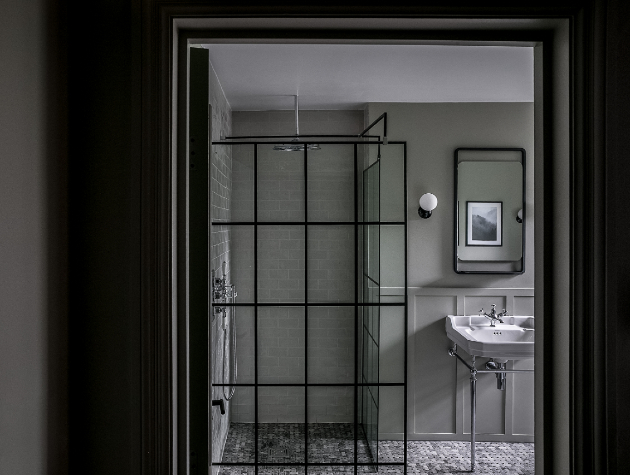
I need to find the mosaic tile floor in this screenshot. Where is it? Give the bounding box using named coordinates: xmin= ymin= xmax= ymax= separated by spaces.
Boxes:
xmin=221 ymin=423 xmax=374 ymax=464
xmin=218 ymin=423 xmax=534 ymax=474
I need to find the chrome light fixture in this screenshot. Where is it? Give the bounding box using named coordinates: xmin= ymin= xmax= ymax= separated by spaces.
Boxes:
xmin=418 ymin=193 xmax=438 ymax=219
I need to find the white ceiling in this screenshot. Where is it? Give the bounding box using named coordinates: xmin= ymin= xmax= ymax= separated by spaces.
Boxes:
xmin=203 ymin=43 xmax=534 ymax=111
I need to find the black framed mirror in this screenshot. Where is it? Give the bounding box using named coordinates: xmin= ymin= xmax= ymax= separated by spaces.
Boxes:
xmin=454 ymin=147 xmax=525 ymax=274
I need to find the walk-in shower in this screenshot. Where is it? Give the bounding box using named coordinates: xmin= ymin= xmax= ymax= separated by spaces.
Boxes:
xmin=208 ymin=112 xmax=408 ymax=474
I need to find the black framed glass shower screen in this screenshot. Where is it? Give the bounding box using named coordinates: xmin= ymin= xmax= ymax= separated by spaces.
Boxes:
xmin=211 ymin=141 xmax=407 ymax=473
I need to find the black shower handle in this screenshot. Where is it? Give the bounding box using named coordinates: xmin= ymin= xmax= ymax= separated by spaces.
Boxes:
xmin=212 ymin=398 xmax=225 ymax=415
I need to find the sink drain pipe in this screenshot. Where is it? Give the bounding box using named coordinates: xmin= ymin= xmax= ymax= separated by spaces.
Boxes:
xmin=485 ymin=359 xmax=507 ymax=390
xmin=448 ymin=345 xmax=534 ymax=471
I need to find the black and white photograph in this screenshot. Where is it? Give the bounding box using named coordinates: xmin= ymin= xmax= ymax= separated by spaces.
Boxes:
xmin=466 ymin=201 xmax=502 ymax=246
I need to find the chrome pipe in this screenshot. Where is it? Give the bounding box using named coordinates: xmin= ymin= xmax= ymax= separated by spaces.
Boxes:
xmin=449 ymin=346 xmax=475 ymax=371
xmin=471 ymin=355 xmax=476 ymax=471
xmin=449 ymin=346 xmax=536 ymax=469
xmin=294 ymin=95 xmax=299 ymax=136
xmin=476 ymin=369 xmax=533 ymax=374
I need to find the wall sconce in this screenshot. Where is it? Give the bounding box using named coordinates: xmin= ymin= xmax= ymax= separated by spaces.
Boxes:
xmin=516 ymin=209 xmax=523 ymax=223
xmin=418 ymin=193 xmax=438 ymax=219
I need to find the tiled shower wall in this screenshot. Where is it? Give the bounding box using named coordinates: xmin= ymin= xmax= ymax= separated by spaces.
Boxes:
xmin=229 ymin=110 xmax=364 ymax=424
xmin=208 ymin=60 xmax=233 ymax=469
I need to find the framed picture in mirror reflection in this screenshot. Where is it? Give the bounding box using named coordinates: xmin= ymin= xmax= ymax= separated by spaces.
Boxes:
xmin=466 ymin=201 xmax=502 ymax=246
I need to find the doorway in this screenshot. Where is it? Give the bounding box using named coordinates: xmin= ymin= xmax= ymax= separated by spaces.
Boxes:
xmin=170 ymin=14 xmax=576 ymax=475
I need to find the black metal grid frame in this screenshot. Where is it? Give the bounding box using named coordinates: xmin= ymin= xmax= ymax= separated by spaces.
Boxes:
xmin=211 ymin=138 xmax=407 ymax=474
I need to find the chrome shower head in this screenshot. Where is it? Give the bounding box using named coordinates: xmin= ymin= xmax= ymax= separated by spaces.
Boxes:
xmin=273 ymin=139 xmax=321 ymax=152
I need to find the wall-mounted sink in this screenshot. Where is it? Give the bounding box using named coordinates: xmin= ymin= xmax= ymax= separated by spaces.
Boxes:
xmin=445 ymin=315 xmax=534 ymax=361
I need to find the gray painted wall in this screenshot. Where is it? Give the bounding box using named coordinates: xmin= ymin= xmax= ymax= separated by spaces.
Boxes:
xmin=1 ymin=1 xmax=67 ymax=473
xmin=368 ymin=102 xmax=535 ymax=442
xmin=368 ymin=102 xmax=535 ymax=289
xmin=1 ymin=1 xmax=48 ymax=473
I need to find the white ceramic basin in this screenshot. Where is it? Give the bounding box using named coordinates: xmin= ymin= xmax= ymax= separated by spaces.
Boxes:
xmin=445 ymin=315 xmax=534 ymax=360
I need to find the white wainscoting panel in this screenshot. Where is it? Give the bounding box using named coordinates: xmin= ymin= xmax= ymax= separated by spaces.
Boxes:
xmin=407 ymin=287 xmax=534 ymax=442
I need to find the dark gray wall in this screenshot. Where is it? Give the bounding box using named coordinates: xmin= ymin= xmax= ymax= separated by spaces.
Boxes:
xmin=0 ymin=0 xmax=66 ymax=473
xmin=1 ymin=1 xmax=628 ymax=475
xmin=67 ymin=0 xmax=142 ymax=474
xmin=606 ymin=0 xmax=630 ymax=471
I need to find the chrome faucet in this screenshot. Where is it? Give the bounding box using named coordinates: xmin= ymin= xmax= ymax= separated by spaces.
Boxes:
xmin=480 ymin=304 xmax=508 ymax=327
xmin=212 ymin=261 xmax=237 ymax=317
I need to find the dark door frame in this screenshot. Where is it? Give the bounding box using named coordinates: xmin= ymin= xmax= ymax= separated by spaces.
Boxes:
xmin=140 ymin=4 xmax=610 ymax=474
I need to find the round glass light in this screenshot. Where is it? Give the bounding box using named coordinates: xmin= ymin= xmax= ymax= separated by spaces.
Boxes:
xmin=419 ymin=193 xmax=438 ymax=212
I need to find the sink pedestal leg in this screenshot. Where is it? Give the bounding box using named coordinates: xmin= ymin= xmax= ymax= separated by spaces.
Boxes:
xmin=470 ymin=357 xmax=477 ymax=471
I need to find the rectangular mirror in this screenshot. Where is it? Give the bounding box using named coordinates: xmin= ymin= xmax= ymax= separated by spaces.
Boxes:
xmin=454 ymin=148 xmax=525 ymax=274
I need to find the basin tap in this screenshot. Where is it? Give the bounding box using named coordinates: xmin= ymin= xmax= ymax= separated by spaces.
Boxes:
xmin=480 ymin=304 xmax=506 ymax=327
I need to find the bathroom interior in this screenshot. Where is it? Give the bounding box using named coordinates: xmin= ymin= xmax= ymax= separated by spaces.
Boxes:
xmin=198 ymin=42 xmax=535 ymax=474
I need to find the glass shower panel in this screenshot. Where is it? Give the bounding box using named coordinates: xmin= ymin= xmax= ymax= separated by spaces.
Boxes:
xmin=364 ymin=161 xmax=380 ymax=223
xmin=358 ymin=465 xmax=404 ymax=474
xmin=379 ymin=143 xmax=405 ymax=223
xmin=308 ymin=225 xmax=355 ymax=303
xmin=230 ymin=143 xmax=255 ymax=222
xmin=257 ymin=306 xmax=305 ymax=384
xmin=307 ymin=307 xmax=354 ymax=384
xmin=307 ymin=386 xmax=356 ymax=463
xmin=379 ymin=225 xmax=405 ymax=303
xmin=229 ymin=225 xmax=255 ymax=303
xmin=259 ymin=467 xmax=305 ymax=475
xmin=307 ymin=144 xmax=355 ymax=222
xmin=257 ymin=144 xmax=305 ymax=222
xmin=234 ymin=306 xmax=255 ymax=385
xmin=377 ymin=386 xmax=405 ymax=465
xmin=212 ymin=306 xmax=255 ymax=386
xmin=257 ymin=386 xmax=306 ymax=463
xmin=361 ymin=153 xmax=381 ymax=468
xmin=211 ymin=143 xmax=232 ymax=223
xmin=361 ymin=305 xmax=379 ymax=466
xmin=257 ymin=225 xmax=305 ymax=303
xmin=308 ymin=466 xmax=354 ymax=474
xmin=379 ymin=306 xmax=405 ymax=385
xmin=216 ymin=466 xmax=255 ymax=475
xmin=213 ymin=386 xmax=255 ymax=464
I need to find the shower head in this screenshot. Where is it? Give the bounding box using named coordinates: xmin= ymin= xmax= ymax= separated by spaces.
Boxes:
xmin=273 ymin=94 xmax=320 ymax=152
xmin=273 ymin=140 xmax=321 ymax=152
